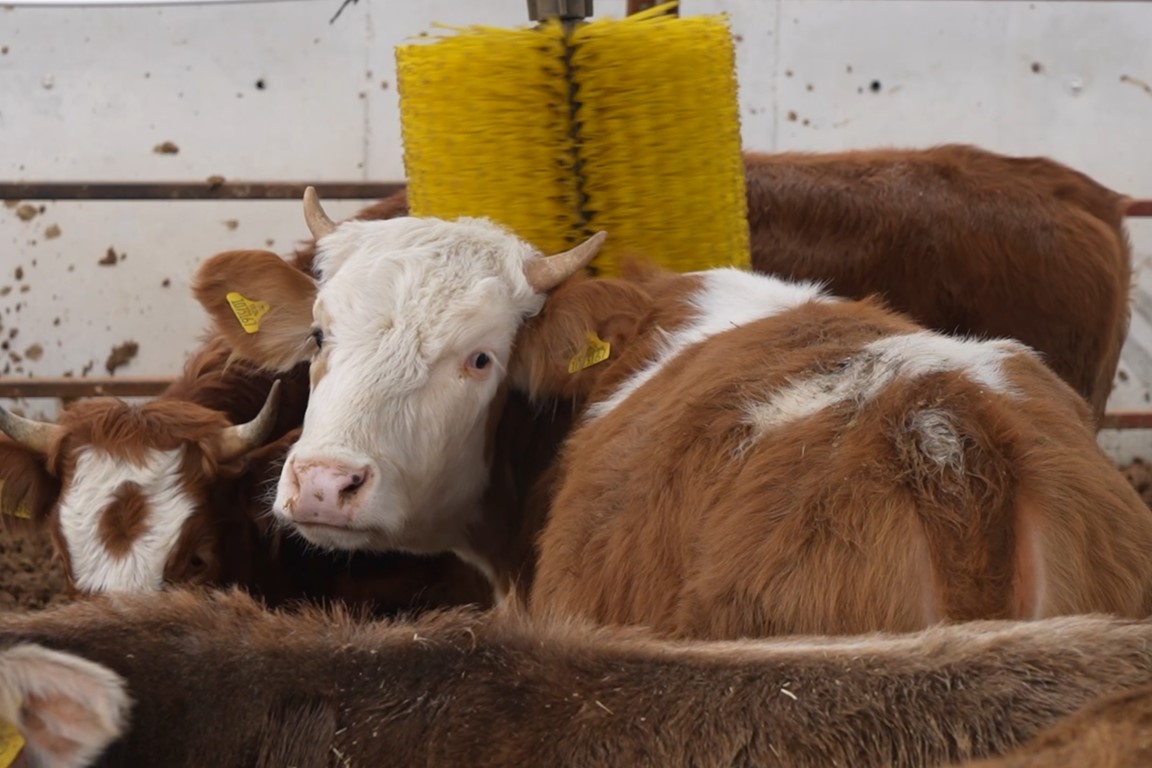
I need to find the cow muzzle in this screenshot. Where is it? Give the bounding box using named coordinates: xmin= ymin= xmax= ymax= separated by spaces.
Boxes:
xmin=279 ymin=457 xmax=373 ymax=528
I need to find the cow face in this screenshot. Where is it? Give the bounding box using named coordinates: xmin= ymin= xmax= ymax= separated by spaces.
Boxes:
xmin=0 ymin=386 xmax=280 ymax=593
xmin=192 ymin=189 xmax=605 ymax=558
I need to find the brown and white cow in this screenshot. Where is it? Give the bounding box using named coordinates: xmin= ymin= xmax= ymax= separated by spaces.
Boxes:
xmin=299 ymin=144 xmax=1132 ymax=422
xmin=4 ymin=589 xmax=1152 ymax=767
xmin=0 ymin=334 xmax=492 ymax=615
xmin=195 ymin=188 xmax=1152 ymax=639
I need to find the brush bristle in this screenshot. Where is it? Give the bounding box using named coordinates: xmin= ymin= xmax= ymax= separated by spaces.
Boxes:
xmin=396 ymin=5 xmax=749 ymax=275
xmin=396 ymin=22 xmax=581 ymax=255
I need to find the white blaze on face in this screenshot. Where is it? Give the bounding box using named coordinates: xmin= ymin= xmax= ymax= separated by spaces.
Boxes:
xmin=274 ymin=216 xmax=545 ymax=553
xmin=57 ymin=446 xmax=197 ymax=592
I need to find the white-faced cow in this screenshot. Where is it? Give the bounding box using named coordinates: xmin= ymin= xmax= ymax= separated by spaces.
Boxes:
xmin=6 ymin=590 xmax=1152 ymax=767
xmin=192 ymin=188 xmax=1152 ymax=640
xmin=0 ymin=334 xmax=493 ymax=615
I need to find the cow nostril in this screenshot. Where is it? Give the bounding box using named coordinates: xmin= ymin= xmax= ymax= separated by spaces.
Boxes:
xmin=340 ymin=468 xmax=369 ymax=500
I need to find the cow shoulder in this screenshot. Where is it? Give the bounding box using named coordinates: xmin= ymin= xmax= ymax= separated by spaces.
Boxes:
xmin=192 ymin=249 xmax=317 ymax=372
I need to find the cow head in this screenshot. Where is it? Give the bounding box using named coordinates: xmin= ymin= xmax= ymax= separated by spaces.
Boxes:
xmin=192 ymin=189 xmax=606 ymax=563
xmin=0 ymin=385 xmax=282 ymax=593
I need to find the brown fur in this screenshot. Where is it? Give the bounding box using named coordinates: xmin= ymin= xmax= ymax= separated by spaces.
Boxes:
xmin=4 ymin=590 xmax=1152 ymax=767
xmin=515 ymin=270 xmax=1152 ymax=638
xmin=742 ymin=145 xmax=1131 ymax=422
xmin=160 ymin=333 xmax=311 ymax=443
xmin=191 ymin=144 xmax=1135 ymax=630
xmin=294 ymin=145 xmax=1130 ymax=421
xmin=960 ymin=684 xmax=1152 ymax=768
xmin=96 ymin=484 xmax=151 ymax=559
xmin=0 ymin=438 xmax=61 ymax=529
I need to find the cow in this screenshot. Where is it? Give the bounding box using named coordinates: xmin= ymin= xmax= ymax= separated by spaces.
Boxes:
xmin=191 ymin=188 xmax=1152 ymax=640
xmin=960 ymin=683 xmax=1152 ymax=768
xmin=0 ymin=333 xmax=493 ymax=616
xmin=3 ymin=589 xmax=1152 ymax=767
xmin=296 ymin=144 xmax=1132 ymax=422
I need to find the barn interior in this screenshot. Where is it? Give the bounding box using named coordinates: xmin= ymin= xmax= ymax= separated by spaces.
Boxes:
xmin=1 ymin=0 xmax=1152 ymax=765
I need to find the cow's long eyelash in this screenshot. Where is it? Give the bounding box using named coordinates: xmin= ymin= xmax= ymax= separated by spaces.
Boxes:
xmin=311 ymin=328 xmax=325 ymax=350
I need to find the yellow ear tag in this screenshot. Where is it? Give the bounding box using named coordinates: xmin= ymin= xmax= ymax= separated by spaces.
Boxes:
xmin=0 ymin=719 xmax=24 ymax=768
xmin=567 ymin=331 xmax=612 ymax=374
xmin=226 ymin=292 xmax=271 ymax=335
xmin=0 ymin=480 xmax=31 ymax=520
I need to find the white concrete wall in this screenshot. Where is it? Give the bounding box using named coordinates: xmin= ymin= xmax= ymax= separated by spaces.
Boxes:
xmin=1 ymin=0 xmax=1150 ymax=455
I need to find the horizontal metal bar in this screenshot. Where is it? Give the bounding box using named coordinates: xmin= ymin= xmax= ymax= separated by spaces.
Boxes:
xmin=4 ymin=378 xmax=1152 ymax=432
xmin=0 ymin=181 xmax=404 ymax=201
xmin=0 ymin=378 xmax=173 ymax=399
xmin=1128 ymin=199 xmax=1152 ymax=218
xmin=1099 ymin=411 xmax=1152 ymax=430
xmin=3 ymin=183 xmax=1149 ymax=216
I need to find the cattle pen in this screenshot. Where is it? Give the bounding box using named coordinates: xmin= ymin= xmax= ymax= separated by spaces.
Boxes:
xmin=3 ymin=0 xmax=1152 ymax=766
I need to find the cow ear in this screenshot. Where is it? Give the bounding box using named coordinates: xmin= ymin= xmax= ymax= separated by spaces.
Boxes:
xmin=0 ymin=439 xmax=59 ymax=532
xmin=0 ymin=644 xmax=131 ymax=768
xmin=511 ymin=276 xmax=651 ymax=400
xmin=191 ymin=249 xmax=318 ymax=373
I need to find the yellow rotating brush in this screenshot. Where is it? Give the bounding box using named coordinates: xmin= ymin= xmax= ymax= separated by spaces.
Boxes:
xmin=395 ymin=0 xmax=748 ymax=277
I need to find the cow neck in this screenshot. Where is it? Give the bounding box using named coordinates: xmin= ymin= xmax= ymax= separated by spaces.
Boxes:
xmin=461 ymin=388 xmax=576 ymax=602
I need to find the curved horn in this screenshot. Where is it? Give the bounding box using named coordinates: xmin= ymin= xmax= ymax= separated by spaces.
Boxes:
xmin=0 ymin=405 xmax=64 ymax=454
xmin=218 ymin=380 xmax=282 ymax=462
xmin=523 ymin=231 xmax=608 ymax=293
xmin=303 ymin=186 xmax=337 ymax=240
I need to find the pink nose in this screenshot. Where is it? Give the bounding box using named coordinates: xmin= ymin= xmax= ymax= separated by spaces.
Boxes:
xmin=284 ymin=460 xmax=371 ymax=527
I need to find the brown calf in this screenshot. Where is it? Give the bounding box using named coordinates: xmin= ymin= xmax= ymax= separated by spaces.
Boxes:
xmin=5 ymin=590 xmax=1152 ymax=767
xmin=297 ymin=144 xmax=1132 ymax=420
xmin=520 ymin=265 xmax=1152 ymax=637
xmin=199 ymin=192 xmax=1152 ymax=641
xmin=743 ymin=146 xmax=1132 ymax=422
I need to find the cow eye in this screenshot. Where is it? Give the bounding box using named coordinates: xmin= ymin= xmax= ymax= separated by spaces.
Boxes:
xmin=187 ymin=553 xmax=208 ymax=578
xmin=311 ymin=327 xmax=324 ymax=350
xmin=464 ymin=351 xmax=496 ymax=379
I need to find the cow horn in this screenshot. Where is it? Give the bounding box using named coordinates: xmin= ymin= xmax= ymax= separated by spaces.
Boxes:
xmin=218 ymin=380 xmax=282 ymax=462
xmin=523 ymin=231 xmax=608 ymax=293
xmin=0 ymin=406 xmax=63 ymax=454
xmin=303 ymin=186 xmax=337 ymax=240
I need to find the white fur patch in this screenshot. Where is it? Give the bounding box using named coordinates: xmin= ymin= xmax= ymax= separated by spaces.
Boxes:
xmin=58 ymin=447 xmax=196 ymax=592
xmin=909 ymin=409 xmax=964 ymax=470
xmin=586 ymin=269 xmax=830 ymax=421
xmin=745 ymin=332 xmax=1029 ymax=441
